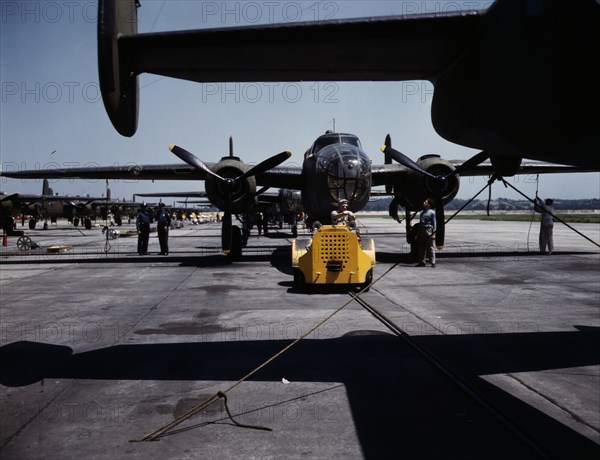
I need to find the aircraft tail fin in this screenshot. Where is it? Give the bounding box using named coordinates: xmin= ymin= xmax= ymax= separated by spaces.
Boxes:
xmin=42 ymin=179 xmax=52 ymax=196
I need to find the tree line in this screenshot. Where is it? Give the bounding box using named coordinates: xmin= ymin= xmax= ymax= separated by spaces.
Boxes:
xmin=364 ymin=197 xmax=600 ymax=212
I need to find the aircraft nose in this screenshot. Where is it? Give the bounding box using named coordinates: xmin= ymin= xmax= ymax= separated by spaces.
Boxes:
xmin=345 ymin=159 xmax=359 ymax=169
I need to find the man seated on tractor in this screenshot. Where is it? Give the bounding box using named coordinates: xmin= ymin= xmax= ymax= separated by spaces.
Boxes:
xmin=330 ymin=199 xmax=361 ymax=241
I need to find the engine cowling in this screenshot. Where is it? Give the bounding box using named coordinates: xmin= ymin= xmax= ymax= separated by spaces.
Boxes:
xmin=490 ymin=153 xmax=522 ymax=177
xmin=395 ymin=154 xmax=460 ymax=211
xmin=204 ymin=157 xmax=257 ymax=213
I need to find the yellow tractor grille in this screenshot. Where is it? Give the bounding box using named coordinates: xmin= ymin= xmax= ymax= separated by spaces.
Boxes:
xmin=319 ymin=232 xmax=350 ymax=271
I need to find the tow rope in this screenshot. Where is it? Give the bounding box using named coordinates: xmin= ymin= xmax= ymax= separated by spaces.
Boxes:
xmin=500 ymin=177 xmax=600 ymax=249
xmin=130 ymin=262 xmax=400 ymax=442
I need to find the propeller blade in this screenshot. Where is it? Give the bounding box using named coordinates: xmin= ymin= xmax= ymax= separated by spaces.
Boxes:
xmin=384 ymin=135 xmax=393 ymax=194
xmin=239 ymin=151 xmax=292 ymax=180
xmin=169 ymin=144 xmax=225 ymax=181
xmin=255 ymin=186 xmax=271 ymax=196
xmin=446 ymin=151 xmax=489 ymax=179
xmin=221 ymin=194 xmax=233 ymax=253
xmin=380 ymin=143 xmax=438 ymax=180
xmin=435 ymin=198 xmax=445 ymax=249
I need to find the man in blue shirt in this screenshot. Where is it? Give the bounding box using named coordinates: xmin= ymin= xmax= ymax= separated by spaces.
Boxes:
xmin=136 ymin=203 xmax=151 ymax=255
xmin=416 ymin=198 xmax=436 ymax=267
xmin=155 ymin=202 xmax=172 ymax=255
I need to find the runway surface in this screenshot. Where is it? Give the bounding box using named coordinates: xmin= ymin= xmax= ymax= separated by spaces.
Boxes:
xmin=1 ymin=216 xmax=599 ymax=459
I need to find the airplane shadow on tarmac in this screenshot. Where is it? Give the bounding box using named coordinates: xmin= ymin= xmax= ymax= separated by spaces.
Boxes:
xmin=1 ymin=327 xmax=599 ymax=458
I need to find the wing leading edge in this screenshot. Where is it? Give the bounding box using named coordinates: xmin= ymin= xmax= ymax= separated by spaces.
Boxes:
xmin=0 ymin=164 xmax=304 ymax=190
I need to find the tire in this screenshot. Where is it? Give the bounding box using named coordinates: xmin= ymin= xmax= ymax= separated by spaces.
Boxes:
xmin=359 ymin=269 xmax=373 ymax=292
xmin=227 ymin=225 xmax=243 ymax=261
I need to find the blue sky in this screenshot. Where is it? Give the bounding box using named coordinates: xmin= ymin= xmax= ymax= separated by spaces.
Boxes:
xmin=1 ymin=0 xmax=598 ymax=203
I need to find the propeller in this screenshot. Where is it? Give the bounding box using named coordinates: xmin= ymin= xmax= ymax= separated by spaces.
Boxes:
xmin=381 ymin=134 xmax=439 ymax=181
xmin=384 ymin=135 xmax=393 ymax=194
xmin=381 ymin=135 xmax=446 ymax=246
xmin=170 ymin=143 xmax=291 ymax=254
xmin=239 ymin=151 xmax=292 ymax=180
xmin=169 ymin=144 xmax=225 ymax=181
xmin=381 ymin=134 xmax=489 ymax=248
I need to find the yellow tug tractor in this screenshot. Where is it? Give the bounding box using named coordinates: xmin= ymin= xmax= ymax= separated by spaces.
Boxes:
xmin=291 ymin=224 xmax=376 ymax=291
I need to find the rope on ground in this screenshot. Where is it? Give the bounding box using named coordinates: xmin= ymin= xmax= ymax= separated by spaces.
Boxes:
xmin=131 ymin=262 xmax=401 ymax=442
xmin=500 ymin=178 xmax=600 ymax=249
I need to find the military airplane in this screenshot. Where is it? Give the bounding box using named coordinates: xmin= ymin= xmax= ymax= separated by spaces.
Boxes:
xmin=133 ymin=139 xmax=305 ymax=238
xmin=0 ymin=179 xmax=112 ymax=232
xmin=1 ymin=131 xmax=595 ymax=259
xmin=97 ymin=0 xmax=599 ymax=170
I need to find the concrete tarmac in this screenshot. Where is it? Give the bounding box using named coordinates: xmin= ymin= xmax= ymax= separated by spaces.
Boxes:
xmin=1 ymin=217 xmax=599 ymax=459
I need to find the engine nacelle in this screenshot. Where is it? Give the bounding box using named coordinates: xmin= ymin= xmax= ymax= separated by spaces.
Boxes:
xmin=395 ymin=154 xmax=460 ymax=211
xmin=0 ymin=197 xmax=16 ymax=214
xmin=490 ymin=153 xmax=522 ymax=177
xmin=204 ymin=157 xmax=257 ymax=213
xmin=279 ymin=189 xmax=302 ymax=214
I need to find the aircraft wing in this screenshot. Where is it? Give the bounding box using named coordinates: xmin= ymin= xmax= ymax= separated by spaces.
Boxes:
xmin=135 ymin=191 xmax=207 ymax=198
xmin=2 ymin=193 xmax=108 ymax=203
xmin=0 ymin=164 xmax=204 ymax=181
xmin=0 ymin=164 xmax=304 ymax=189
xmin=371 ymin=161 xmax=599 ymax=188
xmin=447 ymin=161 xmax=600 ymax=177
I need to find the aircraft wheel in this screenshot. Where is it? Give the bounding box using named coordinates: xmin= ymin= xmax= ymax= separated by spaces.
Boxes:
xmin=85 ymin=218 xmax=92 ymax=230
xmin=227 ymin=226 xmax=243 ymax=261
xmin=17 ymin=236 xmax=32 ymax=251
xmin=43 ymin=222 xmax=48 ymax=230
xmin=28 ymin=218 xmax=36 ymax=230
xmin=292 ymin=225 xmax=298 ymax=238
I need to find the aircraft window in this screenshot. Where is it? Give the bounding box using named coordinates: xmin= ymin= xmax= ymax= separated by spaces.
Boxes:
xmin=311 ymin=134 xmax=361 ymax=154
xmin=311 ymin=137 xmax=338 ymax=154
xmin=340 ymin=136 xmax=361 ymax=148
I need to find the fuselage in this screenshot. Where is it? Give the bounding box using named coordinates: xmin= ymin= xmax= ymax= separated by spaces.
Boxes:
xmin=301 ymin=132 xmax=372 ymax=224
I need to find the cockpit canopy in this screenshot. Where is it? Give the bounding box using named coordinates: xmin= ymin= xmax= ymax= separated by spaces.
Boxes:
xmin=310 ymin=132 xmax=362 ymax=155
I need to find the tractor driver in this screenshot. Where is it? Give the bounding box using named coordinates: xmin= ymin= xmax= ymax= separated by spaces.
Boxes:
xmin=331 ymin=199 xmax=356 ymax=225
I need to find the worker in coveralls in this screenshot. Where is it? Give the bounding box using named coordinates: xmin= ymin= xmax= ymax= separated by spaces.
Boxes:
xmin=156 ymin=202 xmax=172 ymax=255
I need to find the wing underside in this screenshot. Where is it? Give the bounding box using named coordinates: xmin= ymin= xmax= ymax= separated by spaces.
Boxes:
xmin=372 ymin=161 xmax=598 ymax=189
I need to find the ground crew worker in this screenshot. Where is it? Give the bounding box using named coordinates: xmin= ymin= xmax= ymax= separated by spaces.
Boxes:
xmin=535 ymin=197 xmax=555 ymax=254
xmin=156 ymin=202 xmax=172 ymax=255
xmin=415 ymin=198 xmax=436 ymax=267
xmin=331 ymin=198 xmax=360 ymax=240
xmin=136 ymin=203 xmax=151 ymax=255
